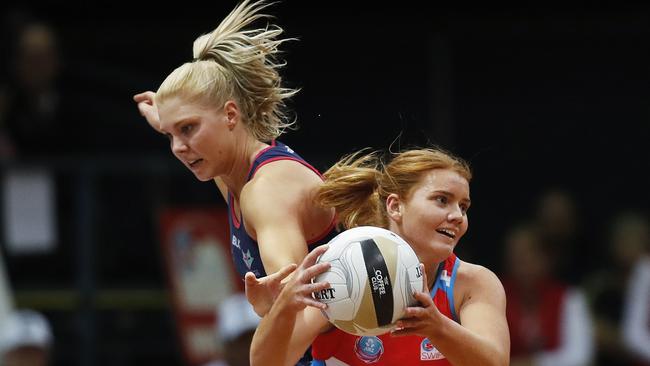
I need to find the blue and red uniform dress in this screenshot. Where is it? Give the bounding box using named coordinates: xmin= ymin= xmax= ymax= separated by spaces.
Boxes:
xmin=227 ymin=140 xmax=338 ymax=279
xmin=311 ymin=254 xmax=461 ymax=365
xmin=227 ymin=140 xmax=338 ymax=366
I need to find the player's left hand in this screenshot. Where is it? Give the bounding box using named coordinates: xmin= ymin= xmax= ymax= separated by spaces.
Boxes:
xmin=273 ymin=244 xmax=332 ymax=313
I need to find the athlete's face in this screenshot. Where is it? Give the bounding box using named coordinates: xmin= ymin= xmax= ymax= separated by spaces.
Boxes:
xmin=158 ymin=96 xmax=236 ymax=181
xmin=388 ymin=168 xmax=470 ymax=264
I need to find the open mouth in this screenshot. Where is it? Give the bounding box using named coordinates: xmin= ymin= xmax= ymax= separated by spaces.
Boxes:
xmin=189 ymin=159 xmax=203 ymax=167
xmin=436 ymin=229 xmax=456 ymax=239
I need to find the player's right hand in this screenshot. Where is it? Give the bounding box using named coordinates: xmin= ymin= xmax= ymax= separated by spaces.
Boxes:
xmin=245 ymin=263 xmax=297 ymax=317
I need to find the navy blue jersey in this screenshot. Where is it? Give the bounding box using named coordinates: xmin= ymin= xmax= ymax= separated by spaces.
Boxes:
xmin=227 ymin=141 xmax=337 ymax=366
xmin=227 ymin=140 xmax=338 ymax=278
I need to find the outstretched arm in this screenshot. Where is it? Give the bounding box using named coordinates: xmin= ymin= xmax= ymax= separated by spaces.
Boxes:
xmin=241 ymin=160 xmax=334 ymax=284
xmin=250 ymin=245 xmax=332 ymax=366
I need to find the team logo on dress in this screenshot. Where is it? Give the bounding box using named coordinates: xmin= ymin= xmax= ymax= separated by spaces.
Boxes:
xmin=242 ymin=249 xmax=254 ymax=269
xmin=231 ymin=235 xmax=241 ymax=249
xmin=420 ymin=338 xmax=445 ymax=361
xmin=354 ymin=336 xmax=383 ymax=363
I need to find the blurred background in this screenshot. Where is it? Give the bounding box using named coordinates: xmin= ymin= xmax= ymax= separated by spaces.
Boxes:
xmin=0 ymin=1 xmax=648 ymax=366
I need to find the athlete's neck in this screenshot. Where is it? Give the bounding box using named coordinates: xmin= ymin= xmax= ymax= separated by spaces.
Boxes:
xmin=222 ymin=137 xmax=269 ymax=200
xmin=427 ymin=266 xmax=437 ymax=290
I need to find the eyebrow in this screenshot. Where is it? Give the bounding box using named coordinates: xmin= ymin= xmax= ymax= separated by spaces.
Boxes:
xmin=161 ymin=116 xmax=199 ymax=133
xmin=435 ymin=190 xmax=471 ymax=206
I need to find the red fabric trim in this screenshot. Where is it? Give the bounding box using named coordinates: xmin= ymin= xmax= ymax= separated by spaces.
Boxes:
xmin=229 ymin=192 xmax=241 ymax=229
xmin=245 ymin=140 xmax=277 ymax=179
xmin=307 ymin=218 xmax=337 ymax=245
xmin=250 ymin=156 xmax=322 ymax=180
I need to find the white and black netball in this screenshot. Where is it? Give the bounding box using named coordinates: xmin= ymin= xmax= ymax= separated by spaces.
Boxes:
xmin=312 ymin=226 xmax=423 ymax=336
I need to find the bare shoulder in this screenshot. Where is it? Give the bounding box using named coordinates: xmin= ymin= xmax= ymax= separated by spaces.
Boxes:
xmin=456 ymin=260 xmax=506 ymax=307
xmin=243 ymin=168 xmax=306 ymax=206
xmin=457 ymin=261 xmax=499 ymax=284
xmin=252 ymin=159 xmax=323 ymax=190
xmin=241 ymin=160 xmax=333 ymax=239
xmin=242 ymin=159 xmax=324 ymax=212
xmin=240 ymin=161 xmax=318 ymax=217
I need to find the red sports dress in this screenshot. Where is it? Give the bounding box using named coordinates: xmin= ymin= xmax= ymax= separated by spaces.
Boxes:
xmin=311 ymin=254 xmax=461 ymax=365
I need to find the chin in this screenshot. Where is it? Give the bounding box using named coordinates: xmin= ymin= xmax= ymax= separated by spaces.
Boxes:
xmin=193 ymin=172 xmax=214 ymax=182
xmin=432 ymin=241 xmax=456 ymax=256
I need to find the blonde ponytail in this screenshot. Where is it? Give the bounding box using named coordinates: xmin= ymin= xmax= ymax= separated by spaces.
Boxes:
xmin=156 ymin=0 xmax=298 ymax=141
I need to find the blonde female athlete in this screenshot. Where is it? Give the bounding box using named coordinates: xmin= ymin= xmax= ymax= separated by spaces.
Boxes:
xmin=133 ymin=0 xmax=337 ymax=328
xmin=250 ymin=148 xmax=510 ymax=365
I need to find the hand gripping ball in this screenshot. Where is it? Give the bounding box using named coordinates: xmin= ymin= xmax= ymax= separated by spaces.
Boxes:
xmin=313 ymin=226 xmax=424 ymax=336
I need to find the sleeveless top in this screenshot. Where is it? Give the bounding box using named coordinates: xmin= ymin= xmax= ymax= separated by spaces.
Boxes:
xmin=227 ymin=140 xmax=338 ymax=278
xmin=227 ymin=141 xmax=338 ymax=366
xmin=311 ymin=254 xmax=461 ymax=365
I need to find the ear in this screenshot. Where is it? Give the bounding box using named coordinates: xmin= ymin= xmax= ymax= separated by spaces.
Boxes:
xmin=223 ymin=100 xmax=239 ymax=130
xmin=386 ymin=193 xmax=402 ymax=223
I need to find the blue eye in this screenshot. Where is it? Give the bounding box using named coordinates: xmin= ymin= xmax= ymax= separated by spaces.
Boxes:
xmin=181 ymin=124 xmax=194 ymax=135
xmin=435 ymin=196 xmax=448 ymax=204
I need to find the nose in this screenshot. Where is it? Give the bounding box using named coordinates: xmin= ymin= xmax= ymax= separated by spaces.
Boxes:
xmin=447 ymin=205 xmax=464 ymax=223
xmin=171 ymin=136 xmax=188 ymax=155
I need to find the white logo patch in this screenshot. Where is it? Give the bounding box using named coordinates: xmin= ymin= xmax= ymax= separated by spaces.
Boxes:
xmin=440 ymin=269 xmax=451 ymax=287
xmin=420 ymin=338 xmax=445 ymax=361
xmin=231 ymin=235 xmax=241 ymax=249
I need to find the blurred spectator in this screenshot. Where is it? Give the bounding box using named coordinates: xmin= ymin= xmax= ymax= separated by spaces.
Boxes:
xmin=616 ymin=212 xmax=650 ymax=365
xmin=0 ymin=309 xmax=52 ymax=366
xmin=502 ymin=223 xmax=594 ymax=366
xmin=585 ymin=211 xmax=650 ymax=365
xmin=204 ymin=293 xmax=260 ymax=366
xmin=532 ymin=188 xmax=586 ymax=283
xmin=623 ymin=251 xmax=650 ymax=365
xmin=0 ymin=17 xmax=80 ymax=158
xmin=0 ymin=248 xmax=12 ymax=324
